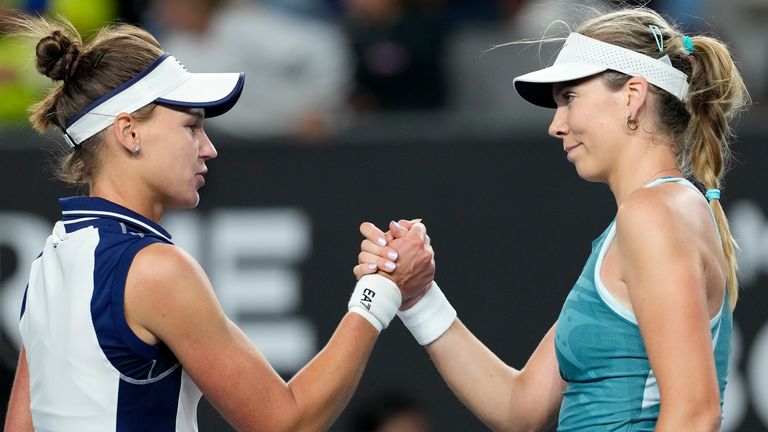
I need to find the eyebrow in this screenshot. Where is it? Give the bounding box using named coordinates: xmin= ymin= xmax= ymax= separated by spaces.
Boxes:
xmin=187 ymin=109 xmax=205 ymax=121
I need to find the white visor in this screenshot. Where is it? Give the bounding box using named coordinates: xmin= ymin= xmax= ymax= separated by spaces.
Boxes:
xmin=63 ymin=54 xmax=245 ymax=146
xmin=513 ymin=33 xmax=689 ymax=108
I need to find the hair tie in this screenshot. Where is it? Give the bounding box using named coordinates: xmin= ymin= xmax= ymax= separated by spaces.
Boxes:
xmin=682 ymin=35 xmax=694 ymax=54
xmin=705 ymin=189 xmax=721 ymax=201
xmin=648 ymin=24 xmax=664 ymax=53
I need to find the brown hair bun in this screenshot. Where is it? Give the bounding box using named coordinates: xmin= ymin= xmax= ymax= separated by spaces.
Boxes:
xmin=35 ymin=30 xmax=81 ymax=81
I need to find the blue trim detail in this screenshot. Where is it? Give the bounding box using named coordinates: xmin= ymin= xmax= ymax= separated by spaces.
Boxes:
xmin=64 ymin=54 xmax=171 ymax=128
xmin=20 ymin=284 xmax=29 ymax=320
xmin=155 ymin=72 xmax=245 ymax=118
xmin=110 ymin=238 xmax=167 ymax=367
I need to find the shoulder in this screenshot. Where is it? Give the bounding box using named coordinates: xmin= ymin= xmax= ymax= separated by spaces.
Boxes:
xmin=615 ymin=183 xmax=705 ymax=239
xmin=127 ymin=243 xmax=212 ymax=311
xmin=614 ymin=184 xmax=708 ymax=267
xmin=615 ymin=186 xmax=678 ymax=238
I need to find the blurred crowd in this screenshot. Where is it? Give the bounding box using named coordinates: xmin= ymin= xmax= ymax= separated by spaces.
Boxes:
xmin=1 ymin=0 xmax=766 ymax=141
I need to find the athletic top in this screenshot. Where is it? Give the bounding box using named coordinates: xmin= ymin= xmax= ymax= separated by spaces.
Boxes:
xmin=554 ymin=177 xmax=732 ymax=431
xmin=19 ymin=197 xmax=202 ymax=432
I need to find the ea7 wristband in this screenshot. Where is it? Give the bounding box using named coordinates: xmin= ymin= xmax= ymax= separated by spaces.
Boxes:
xmin=397 ymin=282 xmax=456 ymax=345
xmin=348 ymin=274 xmax=402 ymax=332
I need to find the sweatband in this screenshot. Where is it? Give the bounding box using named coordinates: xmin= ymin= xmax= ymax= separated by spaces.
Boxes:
xmin=348 ymin=274 xmax=402 ymax=332
xmin=397 ymin=282 xmax=456 ymax=345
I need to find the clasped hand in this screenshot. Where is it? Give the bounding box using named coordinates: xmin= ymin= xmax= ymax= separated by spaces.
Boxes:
xmin=353 ymin=220 xmax=435 ymax=310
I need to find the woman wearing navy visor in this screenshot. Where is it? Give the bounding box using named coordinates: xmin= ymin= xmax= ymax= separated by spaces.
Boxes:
xmin=4 ymin=16 xmax=435 ymax=431
xmin=355 ymin=7 xmax=747 ymax=431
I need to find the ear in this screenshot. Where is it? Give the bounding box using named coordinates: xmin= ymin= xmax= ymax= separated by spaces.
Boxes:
xmin=624 ymin=76 xmax=649 ymax=121
xmin=112 ymin=113 xmax=139 ymax=153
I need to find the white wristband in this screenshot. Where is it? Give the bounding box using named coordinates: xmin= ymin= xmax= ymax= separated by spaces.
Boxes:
xmin=348 ymin=274 xmax=402 ymax=332
xmin=397 ymin=281 xmax=456 ymax=345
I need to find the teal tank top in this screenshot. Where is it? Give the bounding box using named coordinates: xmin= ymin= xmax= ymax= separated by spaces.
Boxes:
xmin=554 ymin=177 xmax=733 ymax=431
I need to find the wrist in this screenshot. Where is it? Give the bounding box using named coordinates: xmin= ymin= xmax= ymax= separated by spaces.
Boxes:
xmin=397 ymin=281 xmax=456 ymax=345
xmin=348 ymin=274 xmax=402 ymax=332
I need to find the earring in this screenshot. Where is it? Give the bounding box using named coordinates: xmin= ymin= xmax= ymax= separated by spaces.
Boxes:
xmin=626 ymin=115 xmax=639 ymax=131
xmin=132 ymin=145 xmax=140 ymax=153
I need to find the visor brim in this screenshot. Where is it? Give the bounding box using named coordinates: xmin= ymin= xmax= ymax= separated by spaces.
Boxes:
xmin=156 ymin=72 xmax=245 ymax=118
xmin=513 ymin=63 xmax=607 ymax=108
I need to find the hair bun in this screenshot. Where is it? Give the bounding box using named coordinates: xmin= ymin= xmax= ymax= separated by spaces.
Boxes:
xmin=35 ymin=30 xmax=81 ymax=81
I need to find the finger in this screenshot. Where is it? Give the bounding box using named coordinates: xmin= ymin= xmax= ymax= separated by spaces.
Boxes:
xmin=406 ymin=222 xmax=427 ymax=241
xmin=389 ymin=220 xmax=408 ymax=239
xmin=358 ymin=251 xmax=397 ymax=273
xmin=360 ymin=222 xmax=387 ymax=247
xmin=398 ymin=218 xmax=422 ymax=229
xmin=353 ymin=262 xmax=378 ymax=280
xmin=361 ymin=239 xmax=399 ymax=261
xmin=425 ymin=234 xmax=431 ymax=247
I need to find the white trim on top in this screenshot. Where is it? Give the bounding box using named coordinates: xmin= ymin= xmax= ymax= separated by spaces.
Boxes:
xmin=62 ymin=210 xmax=171 ymax=242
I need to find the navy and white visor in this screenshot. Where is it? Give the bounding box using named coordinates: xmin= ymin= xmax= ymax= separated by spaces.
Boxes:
xmin=513 ymin=33 xmax=689 ymax=108
xmin=63 ymin=53 xmax=245 ymax=147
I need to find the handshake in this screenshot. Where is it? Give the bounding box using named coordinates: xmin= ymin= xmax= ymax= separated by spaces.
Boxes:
xmin=347 ymin=220 xmax=456 ymax=345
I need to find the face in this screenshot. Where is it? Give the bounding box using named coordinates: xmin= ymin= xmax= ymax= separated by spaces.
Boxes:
xmin=548 ymin=76 xmax=627 ymax=183
xmin=134 ymin=105 xmax=217 ymax=210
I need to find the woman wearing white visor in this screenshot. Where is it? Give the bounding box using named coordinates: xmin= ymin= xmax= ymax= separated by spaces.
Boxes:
xmin=355 ymin=7 xmax=748 ymax=431
xmin=4 ymin=16 xmax=435 ymax=432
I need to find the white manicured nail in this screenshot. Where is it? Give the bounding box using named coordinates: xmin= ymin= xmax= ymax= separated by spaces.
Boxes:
xmin=377 ymin=237 xmax=387 ymax=247
xmin=385 ymin=262 xmax=396 ymax=271
xmin=387 ymin=251 xmax=398 ymax=260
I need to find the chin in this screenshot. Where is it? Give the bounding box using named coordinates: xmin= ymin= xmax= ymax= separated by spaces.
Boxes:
xmin=573 ymin=164 xmax=604 ymax=183
xmin=168 ymin=193 xmax=201 ymax=210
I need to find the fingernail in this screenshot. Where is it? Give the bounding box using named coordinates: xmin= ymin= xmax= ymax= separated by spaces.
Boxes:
xmin=387 ymin=251 xmax=398 ymax=260
xmin=393 ymin=221 xmax=403 ymax=230
xmin=377 ymin=237 xmax=386 ymax=247
xmin=367 ymin=263 xmax=377 ymax=270
xmin=414 ymin=218 xmax=422 ymax=223
xmin=385 ymin=262 xmax=396 ymax=271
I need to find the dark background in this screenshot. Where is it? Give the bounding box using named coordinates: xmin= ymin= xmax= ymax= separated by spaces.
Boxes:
xmin=0 ymin=124 xmax=766 ymax=431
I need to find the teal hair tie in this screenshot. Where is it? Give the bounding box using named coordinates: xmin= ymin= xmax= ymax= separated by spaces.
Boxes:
xmin=705 ymin=189 xmax=721 ymax=201
xmin=682 ymin=35 xmax=694 ymax=53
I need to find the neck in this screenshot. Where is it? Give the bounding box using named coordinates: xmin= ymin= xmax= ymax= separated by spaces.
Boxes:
xmin=606 ymin=136 xmax=681 ymax=206
xmin=90 ymin=181 xmax=165 ymax=223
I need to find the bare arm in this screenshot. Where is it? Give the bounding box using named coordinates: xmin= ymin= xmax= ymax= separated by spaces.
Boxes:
xmin=426 ymin=321 xmax=564 ymax=432
xmin=4 ymin=346 xmax=33 ymax=432
xmin=616 ymin=191 xmax=722 ymax=431
xmin=126 ymin=233 xmax=432 ymax=432
xmin=355 ymin=221 xmax=565 ymax=431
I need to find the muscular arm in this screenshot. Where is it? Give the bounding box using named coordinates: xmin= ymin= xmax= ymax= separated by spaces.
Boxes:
xmin=4 ymin=346 xmax=33 ymax=432
xmin=355 ymin=221 xmax=565 ymax=431
xmin=125 ymin=244 xmax=379 ymax=432
xmin=616 ymin=192 xmax=722 ymax=431
xmin=425 ymin=321 xmax=565 ymax=432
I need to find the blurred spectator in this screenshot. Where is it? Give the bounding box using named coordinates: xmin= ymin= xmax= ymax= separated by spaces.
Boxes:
xmin=0 ymin=0 xmax=117 ymax=127
xmin=349 ymin=391 xmax=430 ymax=432
xmin=117 ymin=0 xmax=152 ymax=25
xmin=708 ymin=0 xmax=768 ymax=105
xmin=344 ymin=0 xmax=448 ymax=112
xmin=148 ymin=0 xmax=351 ymax=140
